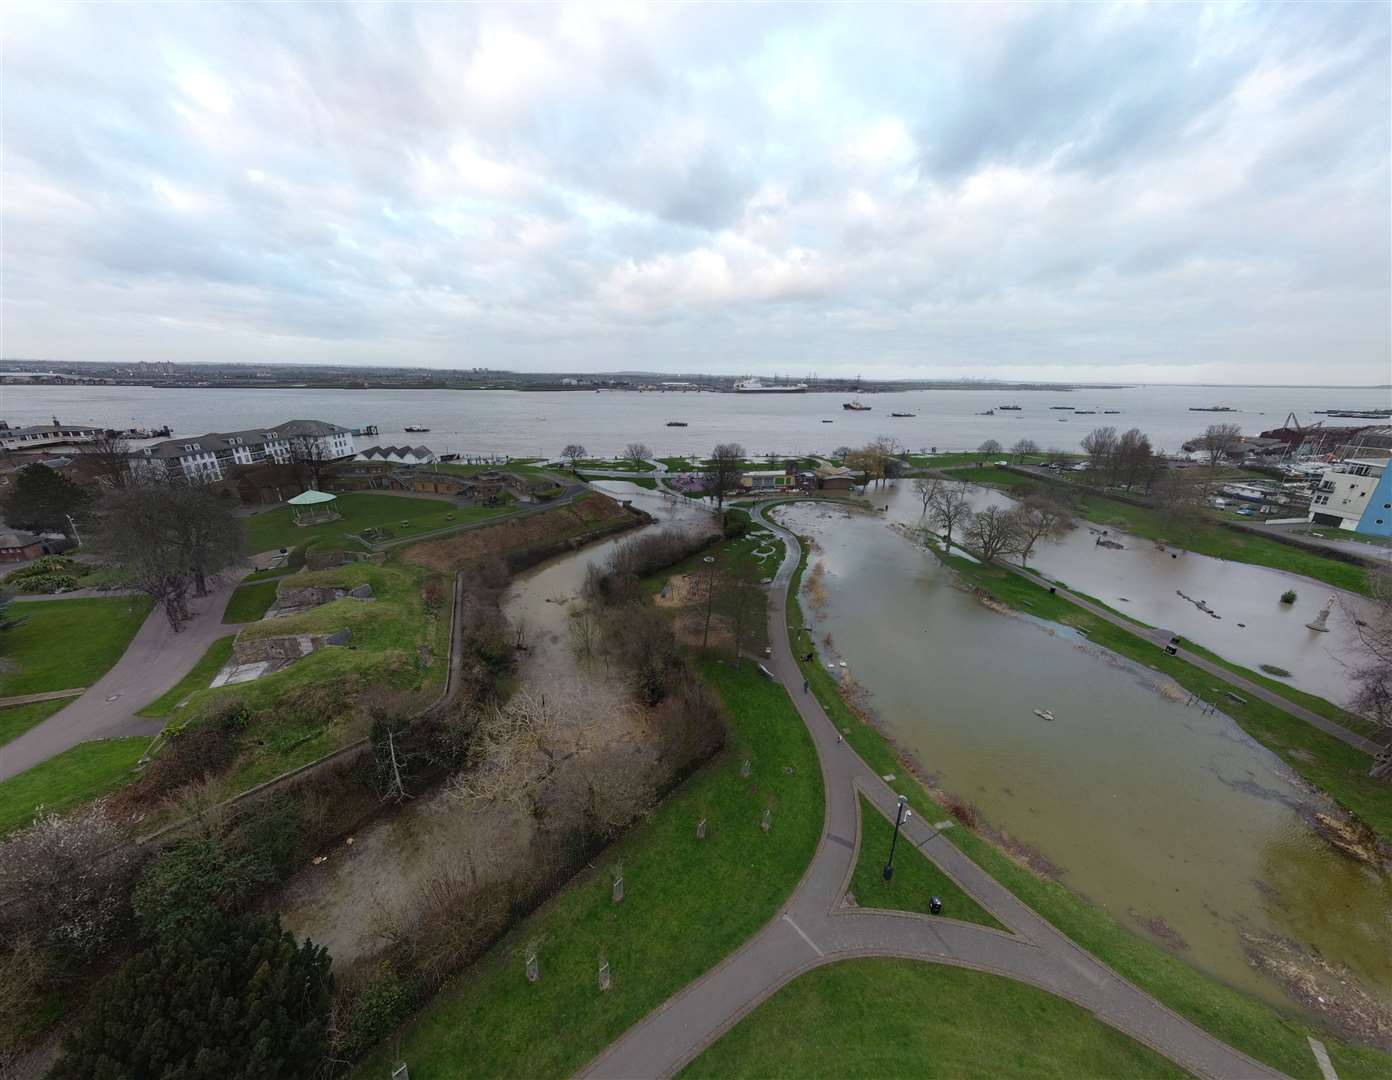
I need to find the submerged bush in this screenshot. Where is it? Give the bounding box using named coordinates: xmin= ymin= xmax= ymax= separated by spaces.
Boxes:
xmin=1280 ymin=589 xmax=1298 ymax=604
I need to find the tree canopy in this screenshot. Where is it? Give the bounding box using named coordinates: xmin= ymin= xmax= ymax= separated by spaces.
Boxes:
xmin=1 ymin=464 xmax=90 ymax=535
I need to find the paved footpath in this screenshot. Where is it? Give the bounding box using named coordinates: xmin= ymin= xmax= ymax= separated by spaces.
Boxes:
xmin=579 ymin=504 xmax=1288 ymax=1080
xmin=0 ymin=581 xmax=246 ymax=782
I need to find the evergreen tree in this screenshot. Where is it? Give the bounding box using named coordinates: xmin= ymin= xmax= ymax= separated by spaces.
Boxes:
xmin=2 ymin=464 xmax=90 ymax=535
xmin=50 ymin=913 xmax=332 ymax=1080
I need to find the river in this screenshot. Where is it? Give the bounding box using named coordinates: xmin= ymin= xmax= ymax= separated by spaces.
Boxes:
xmin=3 ymin=382 xmax=1387 ymax=461
xmin=773 ymin=497 xmax=1391 ymax=1025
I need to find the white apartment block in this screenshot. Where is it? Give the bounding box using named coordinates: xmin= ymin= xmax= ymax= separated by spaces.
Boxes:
xmin=139 ymin=419 xmax=356 ymax=484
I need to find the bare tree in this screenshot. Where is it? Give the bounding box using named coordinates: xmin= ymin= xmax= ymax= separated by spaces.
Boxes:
xmin=703 ymin=443 xmax=746 ymax=510
xmin=1011 ymin=438 xmax=1039 ymax=463
xmin=1080 ymin=426 xmax=1118 ymax=477
xmin=81 ymin=433 xmax=132 ymax=490
xmin=1348 ymin=567 xmax=1392 ymax=780
xmin=1011 ymin=495 xmax=1075 ymax=565
xmin=624 ymin=442 xmax=651 ymax=467
xmin=90 ymin=483 xmax=194 ymax=628
xmin=1151 ymin=469 xmax=1209 ymax=531
xmin=716 ymin=559 xmax=764 ymax=667
xmin=560 ymin=444 xmax=587 ymax=471
xmin=976 ymin=439 xmax=1002 ymax=464
xmin=1198 ymin=422 xmax=1243 ymax=468
xmin=165 ymin=484 xmax=244 ymax=596
xmin=289 ymin=438 xmax=334 ymax=491
xmin=964 ymin=504 xmax=1021 ymax=564
xmin=1113 ymin=428 xmax=1154 ymax=491
xmin=926 ymin=481 xmax=972 ymax=552
xmin=912 ymin=477 xmax=940 ymax=519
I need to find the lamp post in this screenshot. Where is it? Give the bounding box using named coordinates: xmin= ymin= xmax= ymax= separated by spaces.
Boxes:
xmin=701 ymin=555 xmax=717 ymax=648
xmin=65 ymin=513 xmax=82 ymax=547
xmin=882 ymin=795 xmax=910 ymax=881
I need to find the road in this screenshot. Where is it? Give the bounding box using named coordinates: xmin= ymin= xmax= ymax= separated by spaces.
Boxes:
xmin=0 ymin=580 xmax=246 ymax=782
xmin=579 ymin=503 xmax=1287 ymax=1080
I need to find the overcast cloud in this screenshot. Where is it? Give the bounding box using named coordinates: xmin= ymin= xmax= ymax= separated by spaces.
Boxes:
xmin=2 ymin=1 xmax=1388 ymax=383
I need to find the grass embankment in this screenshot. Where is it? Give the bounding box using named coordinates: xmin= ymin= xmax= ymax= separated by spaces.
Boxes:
xmin=0 ymin=737 xmax=149 ymax=836
xmin=947 ymin=556 xmax=1391 ymax=843
xmin=775 ymin=527 xmax=1389 ymax=1080
xmin=579 ymin=473 xmax=658 ymax=490
xmin=681 ymin=957 xmax=1187 ymax=1080
xmin=136 ymin=636 xmax=237 ymax=719
xmin=353 ymin=659 xmax=823 ymax=1080
xmin=221 ymin=580 xmax=279 ymax=623
xmin=0 ymin=596 xmax=153 ymax=697
xmin=947 ymin=466 xmax=1373 ymax=596
xmin=0 ymin=697 xmax=71 ymax=748
xmin=242 ymin=492 xmax=512 ymax=553
xmin=850 ymin=794 xmax=1003 ymax=929
xmin=573 ymin=458 xmax=656 ymax=472
xmin=175 ymin=559 xmax=450 ymax=790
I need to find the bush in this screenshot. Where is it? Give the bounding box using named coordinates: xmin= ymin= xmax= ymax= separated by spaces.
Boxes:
xmin=4 ymin=556 xmax=72 ymax=581
xmin=334 ymin=965 xmax=415 ymax=1061
xmin=5 ymin=572 xmax=79 ymax=593
xmin=50 ymin=913 xmax=331 ymax=1080
xmin=132 ymin=832 xmax=273 ymax=937
xmin=1280 ymin=589 xmax=1297 ymax=604
xmin=585 ymin=527 xmax=717 ymax=606
xmin=1259 ymin=664 xmax=1292 ymax=677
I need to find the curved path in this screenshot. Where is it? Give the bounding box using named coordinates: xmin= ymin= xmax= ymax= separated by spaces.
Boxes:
xmin=580 ymin=504 xmax=1286 ymax=1080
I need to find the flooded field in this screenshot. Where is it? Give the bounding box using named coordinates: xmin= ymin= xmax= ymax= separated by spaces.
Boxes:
xmin=774 ymin=498 xmax=1391 ymax=1029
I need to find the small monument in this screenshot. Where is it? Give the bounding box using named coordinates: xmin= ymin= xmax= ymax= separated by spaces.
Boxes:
xmin=740 ymin=759 xmax=751 ymax=779
xmin=1306 ymin=595 xmax=1336 ymax=633
xmin=526 ymin=952 xmax=539 ymax=983
xmin=696 ymin=817 xmax=707 ymax=840
xmin=598 ymin=959 xmax=611 ymax=992
xmin=761 ymin=808 xmax=772 ymax=833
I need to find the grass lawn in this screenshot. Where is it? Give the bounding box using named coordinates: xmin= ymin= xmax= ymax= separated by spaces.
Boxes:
xmin=0 ymin=697 xmax=71 ymax=748
xmin=241 ymin=492 xmax=513 ymax=553
xmin=221 ymin=580 xmax=279 ymax=623
xmin=136 ymin=635 xmax=237 ymax=718
xmin=0 ymin=596 xmax=153 ymax=697
xmin=947 ymin=466 xmax=1373 ymax=596
xmin=0 ymin=737 xmax=149 ymax=836
xmin=580 ymin=473 xmax=658 ymax=490
xmin=242 ymin=565 xmax=298 ymax=583
xmin=775 ymin=529 xmax=1390 ymax=1080
xmin=850 ymin=794 xmax=1004 ymax=930
xmin=574 ymin=458 xmax=656 ymax=472
xmin=680 ymin=958 xmax=1187 ymax=1080
xmin=353 ymin=659 xmax=823 ymax=1080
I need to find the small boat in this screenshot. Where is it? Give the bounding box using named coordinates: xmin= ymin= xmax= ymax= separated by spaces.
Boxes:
xmin=1075 ymin=410 xmax=1096 ymax=415
xmin=404 ymin=425 xmax=430 ymax=432
xmin=977 ymin=409 xmax=995 ymax=416
xmin=1033 ymin=709 xmax=1055 ymax=722
xmin=821 ymin=419 xmax=834 ymax=423
xmin=1189 ymin=406 xmax=1235 ymax=412
xmin=999 ymin=405 xmax=1021 ymax=411
xmin=890 ymin=412 xmax=916 ymax=418
xmin=1049 ymin=406 xmax=1074 ymax=410
xmin=842 ymin=400 xmax=872 ymax=411
xmin=666 ymin=421 xmax=688 ymax=427
xmin=1103 ymin=410 xmax=1120 ymax=414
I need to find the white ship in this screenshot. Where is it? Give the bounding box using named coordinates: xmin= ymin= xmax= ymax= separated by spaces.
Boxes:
xmin=733 ymin=377 xmax=809 ymax=393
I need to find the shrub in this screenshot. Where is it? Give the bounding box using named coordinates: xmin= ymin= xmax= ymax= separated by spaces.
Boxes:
xmin=4 ymin=572 xmax=79 ymax=593
xmin=4 ymin=556 xmax=72 ymax=581
xmin=334 ymin=965 xmax=415 ymax=1061
xmin=1280 ymin=589 xmax=1297 ymax=604
xmin=49 ymin=913 xmax=331 ymax=1080
xmin=1260 ymin=664 xmax=1292 ymax=677
xmin=132 ymin=833 xmax=273 ymax=937
xmin=423 ymin=573 xmax=447 ymax=613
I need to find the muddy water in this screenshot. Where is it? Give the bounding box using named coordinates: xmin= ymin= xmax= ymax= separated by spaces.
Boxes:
xmin=506 ymin=481 xmax=718 ymax=688
xmin=884 ymin=482 xmax=1376 ymax=706
xmin=775 ymin=499 xmax=1392 ymax=1019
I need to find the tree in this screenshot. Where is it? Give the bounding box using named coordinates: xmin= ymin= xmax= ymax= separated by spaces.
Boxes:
xmin=1113 ymin=428 xmax=1153 ymax=491
xmin=1011 ymin=438 xmax=1038 ymax=463
xmin=1011 ymin=495 xmax=1075 ymax=565
xmin=0 ymin=588 xmax=26 ymax=633
xmin=703 ymin=443 xmax=745 ymax=510
xmin=2 ymin=464 xmax=90 ymax=536
xmin=50 ymin=913 xmax=332 ymax=1080
xmin=912 ymin=477 xmax=940 ymax=519
xmin=560 ymin=444 xmax=587 ymax=471
xmin=624 ymin=442 xmax=651 ymax=467
xmin=1196 ymin=422 xmax=1243 ymax=468
xmin=1152 ymin=469 xmax=1209 ymax=531
xmin=976 ymin=439 xmax=1002 ymax=464
xmin=925 ymin=481 xmax=972 ymax=552
xmin=288 ymin=438 xmax=334 ymax=491
xmin=716 ymin=560 xmax=764 ymax=668
xmin=81 ymin=433 xmax=132 ymax=490
xmin=166 ymin=484 xmax=244 ymax=596
xmin=964 ymin=504 xmax=1021 ymax=564
xmin=1347 ymin=567 xmax=1392 ymax=780
xmin=1080 ymin=426 xmax=1118 ymax=477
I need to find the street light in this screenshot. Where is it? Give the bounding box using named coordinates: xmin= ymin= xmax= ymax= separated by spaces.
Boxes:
xmin=882 ymin=795 xmax=911 ymax=881
xmin=701 ymin=555 xmax=717 ymax=648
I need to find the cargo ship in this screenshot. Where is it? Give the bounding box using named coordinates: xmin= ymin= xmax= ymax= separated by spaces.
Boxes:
xmin=733 ymin=378 xmax=809 ymax=393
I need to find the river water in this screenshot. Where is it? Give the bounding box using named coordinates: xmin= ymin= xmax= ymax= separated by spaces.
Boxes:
xmin=3 ymin=382 xmax=1388 ymax=461
xmin=774 ymin=497 xmax=1391 ymax=1021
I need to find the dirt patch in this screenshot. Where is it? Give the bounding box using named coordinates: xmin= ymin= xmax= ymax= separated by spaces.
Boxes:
xmin=1128 ymin=909 xmax=1189 ymax=949
xmin=655 ymin=572 xmax=699 ymax=608
xmin=404 ymin=495 xmax=636 ymax=573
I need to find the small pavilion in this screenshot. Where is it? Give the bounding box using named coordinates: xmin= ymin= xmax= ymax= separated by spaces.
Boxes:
xmin=287 ymin=489 xmax=341 ymax=526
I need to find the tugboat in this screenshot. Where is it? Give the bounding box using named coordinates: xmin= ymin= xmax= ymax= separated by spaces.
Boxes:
xmin=842 ymin=400 xmax=872 ymax=411
xmin=404 ymin=425 xmax=430 ymax=432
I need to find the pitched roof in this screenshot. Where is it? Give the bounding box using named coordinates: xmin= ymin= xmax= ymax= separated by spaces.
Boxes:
xmin=0 ymin=529 xmax=41 ymax=548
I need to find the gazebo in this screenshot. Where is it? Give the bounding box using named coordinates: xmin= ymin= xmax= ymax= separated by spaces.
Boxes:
xmin=287 ymin=489 xmax=341 ymax=526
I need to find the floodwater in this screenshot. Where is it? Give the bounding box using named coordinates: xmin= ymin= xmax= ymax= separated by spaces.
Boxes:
xmin=883 ymin=482 xmax=1377 ymax=706
xmin=774 ymin=499 xmax=1392 ymax=1020
xmin=4 ymin=381 xmax=1388 ymax=461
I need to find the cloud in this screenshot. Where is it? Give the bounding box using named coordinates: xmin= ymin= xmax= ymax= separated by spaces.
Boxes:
xmin=1 ymin=1 xmax=1387 ymax=383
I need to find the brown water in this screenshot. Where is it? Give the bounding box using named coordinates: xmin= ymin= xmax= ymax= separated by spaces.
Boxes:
xmin=775 ymin=499 xmax=1392 ymax=1020
xmin=886 ymin=481 xmax=1377 ymax=706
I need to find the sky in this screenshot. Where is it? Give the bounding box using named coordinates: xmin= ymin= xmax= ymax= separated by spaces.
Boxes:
xmin=2 ymin=2 xmax=1389 ymax=385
